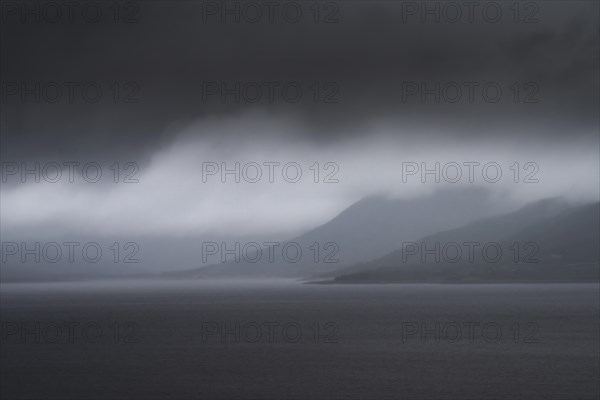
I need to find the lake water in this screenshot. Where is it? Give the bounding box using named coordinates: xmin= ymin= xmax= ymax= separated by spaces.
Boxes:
xmin=1 ymin=280 xmax=598 ymax=399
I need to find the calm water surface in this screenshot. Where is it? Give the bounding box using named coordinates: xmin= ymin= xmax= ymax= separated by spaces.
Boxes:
xmin=1 ymin=280 xmax=598 ymax=399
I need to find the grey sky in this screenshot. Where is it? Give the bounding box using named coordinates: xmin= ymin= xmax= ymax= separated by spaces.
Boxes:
xmin=1 ymin=0 xmax=598 ymax=240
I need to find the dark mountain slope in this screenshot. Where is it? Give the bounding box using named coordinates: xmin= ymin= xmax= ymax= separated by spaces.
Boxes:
xmin=333 ymin=201 xmax=598 ymax=283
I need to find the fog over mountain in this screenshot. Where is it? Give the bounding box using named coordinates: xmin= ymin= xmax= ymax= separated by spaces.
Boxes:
xmin=2 ymin=120 xmax=598 ymax=244
xmin=169 ymin=187 xmax=514 ymax=278
xmin=0 ymin=187 xmax=514 ymax=281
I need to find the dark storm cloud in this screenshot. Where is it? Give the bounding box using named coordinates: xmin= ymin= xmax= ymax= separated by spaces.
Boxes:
xmin=1 ymin=0 xmax=598 ymax=161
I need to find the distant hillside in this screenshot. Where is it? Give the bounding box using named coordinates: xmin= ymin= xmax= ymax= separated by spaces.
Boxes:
xmin=332 ymin=201 xmax=599 ymax=283
xmin=321 ymin=197 xmax=570 ymax=278
xmin=169 ymin=188 xmax=510 ymax=278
